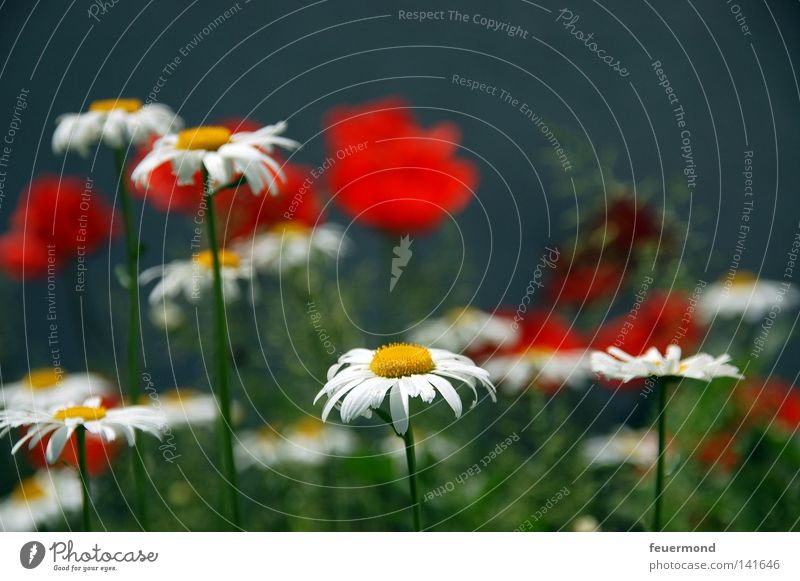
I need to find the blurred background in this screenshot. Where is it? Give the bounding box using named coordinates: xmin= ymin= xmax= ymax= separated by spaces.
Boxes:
xmin=0 ymin=0 xmax=799 ymax=531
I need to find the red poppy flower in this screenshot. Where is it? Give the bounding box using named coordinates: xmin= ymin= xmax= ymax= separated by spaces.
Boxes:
xmin=324 ymin=97 xmax=478 ymax=234
xmin=696 ymin=432 xmax=740 ymax=472
xmin=0 ymin=176 xmax=116 ymax=279
xmin=128 ymin=117 xmax=262 ymax=215
xmin=24 ymin=396 xmax=124 ymax=477
xmin=512 ymin=310 xmax=585 ymax=354
xmin=548 ymin=250 xmax=626 ymax=307
xmin=586 ymin=195 xmax=665 ymax=254
xmin=735 ymin=378 xmax=800 ymax=433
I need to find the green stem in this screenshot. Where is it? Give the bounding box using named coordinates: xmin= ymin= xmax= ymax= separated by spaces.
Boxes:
xmin=374 ymin=408 xmax=422 ymax=531
xmin=76 ymin=426 xmax=92 ymax=532
xmin=113 ymin=148 xmax=149 ymax=530
xmin=203 ymin=170 xmax=242 ymax=529
xmin=654 ymin=377 xmax=670 ymax=532
xmin=402 ymin=423 xmax=422 ymax=532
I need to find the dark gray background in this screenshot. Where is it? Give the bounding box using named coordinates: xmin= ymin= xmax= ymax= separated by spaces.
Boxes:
xmin=1 ymin=0 xmax=799 ymax=378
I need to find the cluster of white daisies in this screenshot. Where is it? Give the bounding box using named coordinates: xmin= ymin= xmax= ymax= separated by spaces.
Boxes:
xmin=0 ymin=370 xmax=161 ymax=531
xmin=52 ymin=99 xmax=349 ymax=329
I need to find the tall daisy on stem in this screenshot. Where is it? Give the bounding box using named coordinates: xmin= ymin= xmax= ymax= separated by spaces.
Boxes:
xmin=52 ymin=98 xmax=183 ymax=529
xmin=0 ymin=397 xmax=163 ymax=531
xmin=132 ymin=121 xmax=299 ymax=528
xmin=591 ymin=345 xmax=743 ymax=531
xmin=314 ymin=343 xmax=496 ymax=531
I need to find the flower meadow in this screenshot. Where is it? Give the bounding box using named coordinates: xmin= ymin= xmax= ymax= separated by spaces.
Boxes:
xmin=0 ymin=93 xmax=797 ymax=534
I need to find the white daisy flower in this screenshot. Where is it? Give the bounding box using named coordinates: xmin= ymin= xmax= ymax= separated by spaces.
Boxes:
xmin=582 ymin=428 xmax=659 ymax=469
xmin=0 ymin=469 xmax=82 ymax=531
xmin=235 ymin=419 xmax=355 ymax=470
xmin=52 ymin=99 xmax=182 ymax=156
xmin=235 ymin=427 xmax=282 ymax=470
xmin=410 ymin=307 xmax=519 ymax=354
xmin=0 ymin=369 xmax=112 ymax=410
xmin=140 ymin=248 xmax=253 ymax=306
xmin=380 ymin=429 xmax=457 ymax=468
xmin=148 ymin=300 xmax=186 ymax=331
xmin=281 ymin=418 xmax=356 ymax=465
xmin=700 ymin=272 xmax=799 ymax=323
xmin=0 ymin=397 xmax=164 ymax=464
xmin=131 ymin=122 xmax=299 ymax=196
xmin=484 ymin=349 xmax=591 ymax=393
xmin=314 ymin=343 xmax=496 ymax=435
xmin=572 ymin=515 xmax=601 ymax=532
xmin=151 ymin=389 xmax=220 ymax=428
xmin=590 ymin=345 xmax=744 ymax=383
xmin=233 ymin=222 xmax=348 ymax=273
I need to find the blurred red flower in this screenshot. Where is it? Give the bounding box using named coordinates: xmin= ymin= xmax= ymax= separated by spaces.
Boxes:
xmin=512 ymin=309 xmax=586 ymax=354
xmin=324 ymin=97 xmax=478 ymax=234
xmin=548 ymin=250 xmax=626 ymax=307
xmin=24 ymin=396 xmax=123 ymax=477
xmin=736 ymin=378 xmax=800 ymax=433
xmin=549 ymin=195 xmax=667 ymax=308
xmin=586 ymin=195 xmax=665 ymax=254
xmin=0 ymin=176 xmax=116 ymax=279
xmin=696 ymin=432 xmax=740 ymax=472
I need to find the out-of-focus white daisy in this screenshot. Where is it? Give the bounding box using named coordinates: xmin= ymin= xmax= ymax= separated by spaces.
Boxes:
xmin=0 ymin=369 xmax=112 ymax=410
xmin=0 ymin=397 xmax=164 ymax=464
xmin=236 ymin=419 xmax=355 ymax=470
xmin=484 ymin=349 xmax=591 ymax=394
xmin=410 ymin=307 xmax=519 ymax=354
xmin=591 ymin=345 xmax=744 ymax=383
xmin=52 ymin=99 xmax=182 ymax=157
xmin=700 ymin=272 xmax=799 ymax=323
xmin=379 ymin=429 xmax=457 ymax=468
xmin=582 ymin=428 xmax=659 ymax=469
xmin=131 ymin=122 xmax=299 ymax=196
xmin=140 ymin=248 xmax=253 ymax=306
xmin=314 ymin=343 xmax=496 ymax=435
xmin=233 ymin=222 xmax=347 ymax=273
xmin=235 ymin=427 xmax=282 ymax=470
xmin=0 ymin=469 xmax=82 ymax=531
xmin=148 ymin=300 xmax=186 ymax=331
xmin=281 ymin=418 xmax=356 ymax=465
xmin=572 ymin=515 xmax=601 ymax=532
xmin=151 ymin=389 xmax=219 ymax=428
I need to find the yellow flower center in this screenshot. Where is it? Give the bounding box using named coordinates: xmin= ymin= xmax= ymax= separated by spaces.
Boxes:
xmin=89 ymin=98 xmax=143 ymax=113
xmin=162 ymin=388 xmax=199 ymax=402
xmin=272 ymin=221 xmax=311 ymax=237
xmin=176 ymin=126 xmax=231 ymax=151
xmin=196 ymin=249 xmax=241 ymax=270
xmin=295 ymin=417 xmax=324 ymax=437
xmin=12 ymin=477 xmax=47 ymax=502
xmin=445 ymin=306 xmax=480 ymax=323
xmin=53 ymin=405 xmax=107 ymax=422
xmin=730 ymin=271 xmax=757 ymax=287
xmin=524 ymin=348 xmax=557 ymax=361
xmin=369 ymin=343 xmax=435 ymax=378
xmin=256 ymin=425 xmax=277 ymax=441
xmin=24 ymin=368 xmax=62 ymax=390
